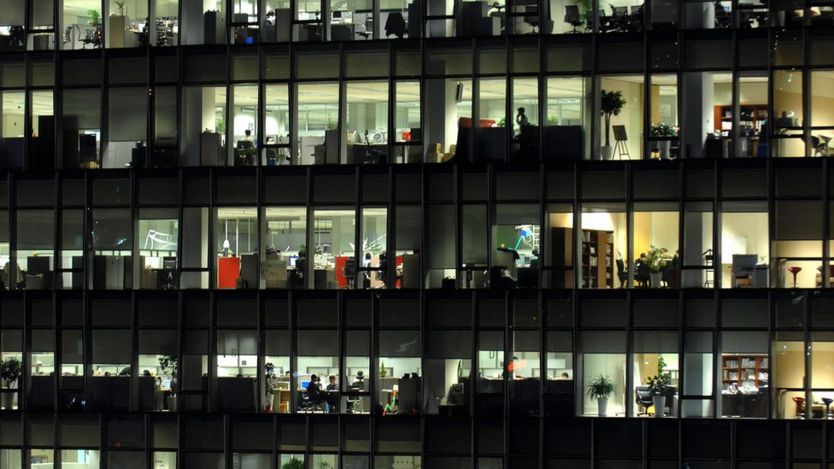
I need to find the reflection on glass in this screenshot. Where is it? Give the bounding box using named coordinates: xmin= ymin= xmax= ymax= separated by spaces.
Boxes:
xmin=138 ymin=209 xmax=178 ymax=290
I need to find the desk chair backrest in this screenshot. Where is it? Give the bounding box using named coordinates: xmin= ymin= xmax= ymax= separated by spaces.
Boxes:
xmin=635 ymin=386 xmax=653 ymax=406
xmin=565 ymin=4 xmax=581 ymax=22
xmin=611 ymin=5 xmax=628 ymax=17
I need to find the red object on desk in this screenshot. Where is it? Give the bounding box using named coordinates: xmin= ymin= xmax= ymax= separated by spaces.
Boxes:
xmin=335 ymin=256 xmax=348 ymax=288
xmin=217 ymin=257 xmax=240 ymax=289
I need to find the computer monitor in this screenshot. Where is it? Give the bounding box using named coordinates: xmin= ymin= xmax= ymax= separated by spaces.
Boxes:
xmin=301 ymin=380 xmax=310 ymax=389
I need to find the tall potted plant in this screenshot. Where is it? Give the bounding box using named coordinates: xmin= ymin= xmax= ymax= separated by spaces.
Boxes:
xmin=600 ymin=89 xmax=626 ymax=160
xmin=646 ymin=356 xmax=673 ymax=418
xmin=650 ymin=122 xmax=678 ymax=159
xmin=282 ymin=457 xmax=305 ymax=469
xmin=109 ymin=0 xmax=127 ymax=48
xmin=587 ymin=374 xmax=615 ymax=417
xmin=645 ymin=246 xmax=669 ymax=288
xmin=158 ymin=354 xmax=178 ymax=412
xmin=0 ymin=357 xmax=22 ymax=410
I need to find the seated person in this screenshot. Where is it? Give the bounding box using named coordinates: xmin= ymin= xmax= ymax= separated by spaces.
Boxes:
xmin=305 ymin=374 xmax=325 ymax=410
xmin=634 ymin=253 xmax=650 ymax=287
xmin=235 ymin=129 xmax=256 ymax=166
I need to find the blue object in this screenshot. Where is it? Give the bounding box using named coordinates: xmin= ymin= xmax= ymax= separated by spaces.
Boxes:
xmin=301 ymin=380 xmax=310 ymax=389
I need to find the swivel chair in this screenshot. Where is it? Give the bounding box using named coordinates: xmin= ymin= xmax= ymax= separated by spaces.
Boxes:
xmin=635 ymin=386 xmax=654 ymax=415
xmin=564 ymin=5 xmax=583 ymax=33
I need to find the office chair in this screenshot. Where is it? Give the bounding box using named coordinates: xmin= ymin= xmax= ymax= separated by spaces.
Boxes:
xmin=812 ymin=135 xmax=831 ymax=157
xmin=616 ymin=258 xmax=628 ymax=288
xmin=635 ymin=386 xmax=654 ymax=415
xmin=564 ymin=5 xmax=583 ymax=33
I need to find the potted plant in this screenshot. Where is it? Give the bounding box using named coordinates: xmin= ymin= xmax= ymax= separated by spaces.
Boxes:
xmin=158 ymin=354 xmax=178 ymax=412
xmin=645 ymin=245 xmax=669 ymax=288
xmin=0 ymin=357 xmax=22 ymax=410
xmin=600 ymin=89 xmax=626 ymax=160
xmin=282 ymin=457 xmax=305 ymax=469
xmin=587 ymin=374 xmax=615 ymax=417
xmin=88 ymin=9 xmax=102 ymax=27
xmin=650 ymin=122 xmax=678 ymax=159
xmin=379 ymin=360 xmax=387 ymax=378
xmin=646 ymin=356 xmax=673 ymax=418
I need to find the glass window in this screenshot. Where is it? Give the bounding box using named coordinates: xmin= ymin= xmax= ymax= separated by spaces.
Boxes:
xmin=16 ymin=209 xmax=54 ymax=290
xmin=394 ymin=81 xmax=422 ymax=163
xmin=648 ymin=74 xmax=678 ymax=160
xmin=425 ymin=331 xmax=472 ymax=414
xmin=106 ymin=87 xmax=147 ymax=168
xmin=297 ymin=329 xmax=339 ymax=413
xmin=581 ymin=331 xmax=626 ymax=417
xmin=62 ymin=88 xmax=101 ymax=169
xmin=599 ymin=75 xmax=643 ymax=160
xmin=546 ymin=76 xmax=591 ymax=161
xmin=91 ymin=209 xmax=132 ymax=290
xmin=378 ymin=329 xmax=421 ymax=414
xmin=231 ymin=0 xmax=259 ymax=44
xmin=681 ymin=202 xmax=714 ymax=288
xmin=579 ymin=203 xmax=625 ymax=289
xmin=297 ymin=82 xmax=340 ymax=165
xmin=137 ymin=208 xmax=178 ymax=290
xmin=230 ymin=84 xmax=259 ymax=166
xmin=62 ymin=0 xmax=104 ymax=49
xmin=477 ymin=78 xmax=506 ymax=163
xmin=310 ymin=208 xmax=356 ymax=289
xmin=262 ymin=207 xmax=306 ymax=289
xmin=180 ymin=208 xmax=209 ymax=289
xmin=215 ymin=207 xmax=258 ymax=289
xmin=263 ymin=83 xmax=290 ymax=165
xmin=153 ymin=87 xmax=177 ymax=162
xmin=599 ymin=0 xmax=644 ymax=33
xmin=327 ymin=0 xmax=372 ymax=40
xmin=773 ymin=200 xmax=822 ymax=288
xmin=344 ymin=82 xmax=389 ymax=164
xmin=294 ymin=0 xmax=324 ymax=40
xmin=152 ymin=0 xmax=179 ymax=46
xmin=494 ymin=204 xmax=540 ymax=288
xmin=181 ymin=86 xmax=227 ymax=167
xmin=105 ymin=0 xmax=148 ymax=48
xmin=772 ymin=69 xmax=805 ymax=158
xmin=548 ymin=0 xmax=592 ymax=34
xmin=736 ymin=72 xmax=769 ymax=158
xmin=632 ymin=331 xmax=679 ymax=417
xmin=632 ymin=203 xmax=679 ymax=288
xmin=681 ymin=331 xmax=713 ymax=418
xmin=359 ymin=208 xmax=388 ymax=289
xmin=0 ymin=90 xmax=24 ymax=169
xmin=721 ymin=202 xmax=769 ymax=289
xmin=424 ymin=78 xmax=471 ymax=163
xmin=720 ymin=331 xmax=768 ymax=418
xmin=182 ymin=0 xmax=226 ymax=44
xmin=265 ymin=329 xmax=291 ymax=413
xmin=60 ymin=449 xmax=100 ymax=469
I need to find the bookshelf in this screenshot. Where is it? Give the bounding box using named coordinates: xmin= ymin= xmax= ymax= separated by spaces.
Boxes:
xmin=714 ymin=104 xmax=769 ymax=133
xmin=721 ymin=354 xmax=768 ymax=391
xmin=581 ymin=229 xmax=613 ymax=289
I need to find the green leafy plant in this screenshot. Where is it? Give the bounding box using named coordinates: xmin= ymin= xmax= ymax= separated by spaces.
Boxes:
xmin=326 ymin=117 xmax=336 ymax=131
xmin=282 ymin=457 xmax=305 ymax=469
xmin=158 ymin=355 xmax=178 ymax=378
xmin=113 ymin=0 xmax=126 ymax=15
xmin=1 ymin=358 xmax=22 ymax=389
xmin=576 ymin=0 xmax=593 ymax=26
xmin=650 ymin=122 xmax=678 ymax=139
xmin=645 ymin=245 xmax=670 ymax=273
xmin=586 ymin=374 xmax=614 ymax=400
xmin=265 ymin=362 xmax=276 ymax=396
xmin=646 ymin=356 xmax=672 ymax=396
xmin=600 ymin=89 xmax=626 ymax=147
xmin=379 ymin=360 xmax=387 ymax=378
xmin=88 ymin=9 xmax=102 ymax=26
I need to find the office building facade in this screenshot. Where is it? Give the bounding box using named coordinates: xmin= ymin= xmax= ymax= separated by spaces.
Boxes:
xmin=1 ymin=0 xmax=834 ymax=468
